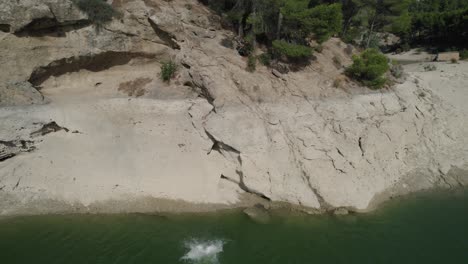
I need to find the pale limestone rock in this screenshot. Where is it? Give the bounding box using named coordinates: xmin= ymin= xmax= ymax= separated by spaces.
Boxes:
xmin=0 ymin=0 xmax=467 ymax=215
xmin=0 ymin=0 xmax=87 ymax=33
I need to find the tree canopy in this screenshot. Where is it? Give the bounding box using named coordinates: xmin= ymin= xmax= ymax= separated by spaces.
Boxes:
xmin=201 ymin=0 xmax=468 ymax=60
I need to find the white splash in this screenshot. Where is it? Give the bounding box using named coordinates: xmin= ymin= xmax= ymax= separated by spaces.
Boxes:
xmin=181 ymin=239 xmax=225 ymax=264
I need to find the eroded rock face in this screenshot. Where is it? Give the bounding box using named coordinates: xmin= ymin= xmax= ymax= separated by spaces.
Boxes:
xmin=0 ymin=0 xmax=173 ymax=106
xmin=0 ymin=0 xmax=88 ymax=33
xmin=0 ymin=0 xmax=467 ymax=215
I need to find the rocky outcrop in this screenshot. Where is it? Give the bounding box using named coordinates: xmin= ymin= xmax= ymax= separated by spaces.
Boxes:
xmin=0 ymin=0 xmax=466 ymax=215
xmin=0 ymin=0 xmax=88 ymax=34
xmin=0 ymin=0 xmax=173 ymax=106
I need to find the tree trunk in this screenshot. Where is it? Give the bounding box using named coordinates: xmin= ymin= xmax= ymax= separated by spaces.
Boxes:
xmin=366 ymin=15 xmax=376 ymax=48
xmin=276 ymin=12 xmax=283 ymax=39
xmin=238 ymin=18 xmax=244 ymax=38
xmin=252 ymin=6 xmax=257 ymax=52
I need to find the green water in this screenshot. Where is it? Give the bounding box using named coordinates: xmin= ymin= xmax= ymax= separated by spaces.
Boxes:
xmin=1 ymin=190 xmax=467 ymax=264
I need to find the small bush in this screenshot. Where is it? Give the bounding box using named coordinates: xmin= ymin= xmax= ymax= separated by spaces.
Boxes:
xmin=401 ymin=43 xmax=411 ymax=52
xmin=314 ymin=45 xmax=323 ymax=53
xmin=272 ymin=40 xmax=313 ymax=61
xmin=220 ymin=37 xmax=234 ymax=49
xmin=332 ymin=56 xmax=342 ymax=68
xmin=344 ymin=44 xmax=354 ymax=55
xmin=346 ymin=49 xmax=389 ymax=89
xmin=160 ymin=60 xmax=177 ymax=82
xmin=460 ymin=50 xmax=468 ymax=60
xmin=390 ymin=61 xmax=404 ymax=79
xmin=259 ymin=53 xmax=271 ymax=66
xmin=73 ymin=0 xmax=119 ymax=26
xmin=247 ymin=55 xmax=257 ymax=72
xmin=423 ymin=64 xmax=437 ymax=71
xmin=333 ymin=78 xmax=343 ymax=88
xmin=451 ymin=58 xmax=458 ymax=64
xmin=238 ymin=34 xmax=255 ymax=56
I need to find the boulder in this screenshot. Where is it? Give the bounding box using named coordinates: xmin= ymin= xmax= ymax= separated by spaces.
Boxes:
xmin=243 ymin=204 xmax=271 ymax=224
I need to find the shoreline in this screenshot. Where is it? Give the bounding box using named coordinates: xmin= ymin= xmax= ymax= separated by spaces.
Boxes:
xmin=1 ymin=185 xmax=467 ymax=220
xmin=2 ymin=176 xmax=467 ymax=218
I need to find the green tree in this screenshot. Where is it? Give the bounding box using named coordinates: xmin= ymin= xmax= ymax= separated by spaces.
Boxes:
xmin=360 ymin=0 xmax=412 ymax=48
xmin=346 ymin=49 xmax=389 ymax=89
xmin=73 ymin=0 xmax=119 ymax=26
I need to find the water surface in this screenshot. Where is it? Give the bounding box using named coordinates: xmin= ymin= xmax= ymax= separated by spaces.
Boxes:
xmin=1 ymin=189 xmax=467 ymax=264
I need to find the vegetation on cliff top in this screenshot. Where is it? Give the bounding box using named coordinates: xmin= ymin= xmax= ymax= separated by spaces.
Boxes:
xmin=73 ymin=0 xmax=119 ymax=26
xmin=202 ymin=0 xmax=468 ymax=52
xmin=346 ymin=48 xmax=389 ymax=89
xmin=202 ymin=0 xmax=343 ymax=66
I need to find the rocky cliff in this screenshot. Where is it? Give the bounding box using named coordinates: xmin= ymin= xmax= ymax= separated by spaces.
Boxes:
xmin=0 ymin=0 xmax=467 ymax=215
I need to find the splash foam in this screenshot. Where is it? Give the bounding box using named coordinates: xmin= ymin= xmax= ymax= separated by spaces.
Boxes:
xmin=181 ymin=239 xmax=225 ymax=264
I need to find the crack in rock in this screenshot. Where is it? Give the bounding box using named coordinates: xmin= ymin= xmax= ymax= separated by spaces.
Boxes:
xmin=279 ymin=120 xmax=330 ymax=209
xmin=204 ymin=128 xmax=271 ymax=201
xmin=0 ymin=140 xmax=36 ymax=162
xmin=358 ymin=137 xmax=365 ymax=157
xmin=220 ymin=174 xmax=271 ymax=201
xmin=188 ymin=71 xmax=216 ymax=109
xmin=147 ymin=17 xmax=181 ymax=50
xmin=12 ymin=176 xmax=22 ymax=190
xmin=325 ymin=152 xmax=346 ymax=174
xmin=31 ymin=122 xmax=69 ymax=137
xmin=204 ymin=129 xmax=240 ymax=155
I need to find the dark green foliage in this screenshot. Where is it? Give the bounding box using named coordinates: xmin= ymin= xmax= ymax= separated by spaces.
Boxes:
xmin=220 ymin=37 xmax=234 ymax=49
xmin=390 ymin=61 xmax=404 ymax=79
xmin=461 ymin=50 xmax=468 ymax=60
xmin=202 ymin=0 xmax=468 ymax=65
xmin=202 ymin=0 xmax=341 ymax=65
xmin=272 ymin=40 xmax=313 ymax=61
xmin=332 ymin=56 xmax=342 ymax=68
xmin=314 ymin=44 xmax=323 ymax=53
xmin=73 ymin=0 xmax=118 ymax=26
xmin=247 ymin=54 xmax=257 ymax=72
xmin=423 ymin=64 xmax=437 ymax=71
xmin=408 ymin=0 xmax=468 ymax=48
xmin=259 ymin=53 xmax=272 ymax=66
xmin=346 ymin=49 xmax=389 ymax=89
xmin=160 ymin=61 xmax=178 ymax=82
xmin=281 ymin=2 xmax=343 ymax=43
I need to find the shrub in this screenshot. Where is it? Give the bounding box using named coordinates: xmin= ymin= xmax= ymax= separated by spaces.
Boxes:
xmin=73 ymin=0 xmax=119 ymax=26
xmin=272 ymin=40 xmax=313 ymax=61
xmin=344 ymin=44 xmax=354 ymax=55
xmin=247 ymin=55 xmax=257 ymax=72
xmin=236 ymin=38 xmax=254 ymax=57
xmin=451 ymin=58 xmax=458 ymax=64
xmin=160 ymin=60 xmax=177 ymax=82
xmin=401 ymin=43 xmax=411 ymax=52
xmin=423 ymin=64 xmax=437 ymax=71
xmin=461 ymin=50 xmax=468 ymax=60
xmin=333 ymin=78 xmax=343 ymax=88
xmin=390 ymin=61 xmax=404 ymax=79
xmin=220 ymin=37 xmax=234 ymax=49
xmin=346 ymin=49 xmax=389 ymax=89
xmin=259 ymin=53 xmax=271 ymax=66
xmin=314 ymin=45 xmax=323 ymax=53
xmin=332 ymin=56 xmax=342 ymax=68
